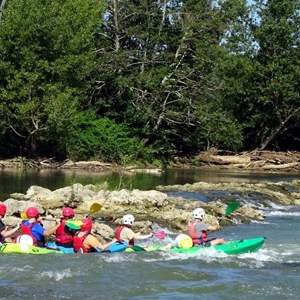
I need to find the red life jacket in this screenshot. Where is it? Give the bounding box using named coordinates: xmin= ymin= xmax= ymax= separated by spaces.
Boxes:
xmin=21 ymin=220 xmax=45 ymax=247
xmin=115 ymin=225 xmax=134 ymax=246
xmin=187 ymin=221 xmax=208 ymax=246
xmin=55 ymin=218 xmax=73 ymax=247
xmin=73 ymin=232 xmax=94 ymax=253
xmin=0 ymin=220 xmax=5 ymax=243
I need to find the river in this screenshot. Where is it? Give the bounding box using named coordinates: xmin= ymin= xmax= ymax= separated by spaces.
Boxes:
xmin=0 ymin=168 xmax=300 ymax=300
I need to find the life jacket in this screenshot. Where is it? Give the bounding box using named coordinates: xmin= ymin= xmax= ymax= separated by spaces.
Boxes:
xmin=115 ymin=225 xmax=134 ymax=246
xmin=0 ymin=220 xmax=5 ymax=243
xmin=73 ymin=232 xmax=97 ymax=253
xmin=21 ymin=220 xmax=45 ymax=247
xmin=55 ymin=218 xmax=74 ymax=247
xmin=187 ymin=221 xmax=208 ymax=246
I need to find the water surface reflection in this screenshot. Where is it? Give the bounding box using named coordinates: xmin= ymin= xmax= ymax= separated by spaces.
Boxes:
xmin=0 ymin=168 xmax=299 ymax=200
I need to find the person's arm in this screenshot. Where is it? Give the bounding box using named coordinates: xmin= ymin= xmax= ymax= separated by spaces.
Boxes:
xmin=86 ymin=235 xmax=118 ymax=251
xmin=1 ymin=223 xmax=20 ymax=237
xmin=121 ymin=227 xmax=153 ymax=241
xmin=43 ymin=219 xmax=61 ymax=237
xmin=132 ymin=232 xmax=153 ymax=240
xmin=207 ymin=222 xmax=220 ymax=231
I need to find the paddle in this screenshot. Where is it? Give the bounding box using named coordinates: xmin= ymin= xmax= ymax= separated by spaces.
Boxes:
xmin=86 ymin=197 xmax=109 ymax=218
xmin=154 ymin=230 xmax=165 ymax=240
xmin=20 ymin=211 xmax=28 ymax=220
xmin=224 ymin=201 xmax=240 ymax=217
xmin=66 ymin=202 xmax=104 ymax=230
xmin=86 ymin=202 xmax=102 ymax=217
xmin=131 ymin=245 xmax=147 ymax=251
xmin=93 ymin=231 xmax=113 ymax=242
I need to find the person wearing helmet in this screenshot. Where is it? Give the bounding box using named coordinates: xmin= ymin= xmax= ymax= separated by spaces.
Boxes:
xmin=55 ymin=207 xmax=76 ymax=248
xmin=73 ymin=218 xmax=118 ymax=253
xmin=115 ymin=214 xmax=153 ymax=247
xmin=20 ymin=206 xmax=61 ymax=247
xmin=0 ymin=203 xmax=20 ymax=243
xmin=187 ymin=208 xmax=227 ymax=247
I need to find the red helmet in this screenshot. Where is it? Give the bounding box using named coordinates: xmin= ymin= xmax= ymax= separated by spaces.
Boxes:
xmin=81 ymin=218 xmax=93 ymax=232
xmin=26 ymin=207 xmax=39 ymax=218
xmin=0 ymin=204 xmax=7 ymax=217
xmin=62 ymin=207 xmax=75 ymax=217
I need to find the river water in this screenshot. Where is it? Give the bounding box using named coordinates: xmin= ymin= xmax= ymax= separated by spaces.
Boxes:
xmin=0 ymin=168 xmax=300 ymax=300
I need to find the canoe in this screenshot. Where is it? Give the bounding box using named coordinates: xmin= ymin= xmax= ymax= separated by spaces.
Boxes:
xmin=0 ymin=241 xmax=127 ymax=255
xmin=125 ymin=237 xmax=266 ymax=255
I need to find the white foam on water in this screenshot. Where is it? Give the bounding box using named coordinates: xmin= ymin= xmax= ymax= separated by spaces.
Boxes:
xmin=101 ymin=253 xmax=134 ymax=262
xmin=266 ymin=211 xmax=300 ymax=216
xmin=40 ymin=268 xmax=73 ymax=281
xmin=250 ymin=220 xmax=271 ymax=224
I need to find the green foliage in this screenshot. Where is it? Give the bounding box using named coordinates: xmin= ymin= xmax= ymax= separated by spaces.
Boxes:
xmin=220 ymin=0 xmax=300 ymax=150
xmin=1 ymin=0 xmax=300 ymax=163
xmin=0 ymin=0 xmax=105 ymax=157
xmin=65 ymin=111 xmax=148 ymax=163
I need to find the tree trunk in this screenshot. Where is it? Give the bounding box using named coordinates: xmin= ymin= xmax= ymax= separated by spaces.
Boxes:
xmin=0 ymin=0 xmax=7 ymax=21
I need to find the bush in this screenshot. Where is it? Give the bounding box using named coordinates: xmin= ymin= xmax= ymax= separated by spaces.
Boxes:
xmin=65 ymin=111 xmax=146 ymax=163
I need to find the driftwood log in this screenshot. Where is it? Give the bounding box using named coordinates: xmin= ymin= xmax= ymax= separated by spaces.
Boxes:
xmin=0 ymin=150 xmax=300 ymax=172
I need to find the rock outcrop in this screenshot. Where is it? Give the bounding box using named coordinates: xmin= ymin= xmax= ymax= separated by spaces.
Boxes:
xmin=1 ymin=182 xmax=271 ymax=239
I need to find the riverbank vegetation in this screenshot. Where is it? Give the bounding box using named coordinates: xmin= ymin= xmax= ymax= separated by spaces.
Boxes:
xmin=1 ymin=0 xmax=300 ymax=165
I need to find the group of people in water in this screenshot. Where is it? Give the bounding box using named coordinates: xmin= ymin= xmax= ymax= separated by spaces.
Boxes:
xmin=0 ymin=202 xmax=226 ymax=252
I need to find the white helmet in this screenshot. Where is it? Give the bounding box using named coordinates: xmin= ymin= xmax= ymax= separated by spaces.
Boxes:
xmin=193 ymin=208 xmax=205 ymax=219
xmin=122 ymin=214 xmax=135 ymax=226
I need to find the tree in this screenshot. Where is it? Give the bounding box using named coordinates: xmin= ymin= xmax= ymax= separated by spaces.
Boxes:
xmin=0 ymin=0 xmax=105 ymax=157
xmin=220 ymin=0 xmax=300 ymax=150
xmin=91 ymin=0 xmax=243 ymax=158
xmin=251 ymin=0 xmax=300 ymax=150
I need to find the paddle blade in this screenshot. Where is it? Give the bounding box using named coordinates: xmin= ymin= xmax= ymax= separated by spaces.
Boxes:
xmin=155 ymin=231 xmax=165 ymax=240
xmin=131 ymin=245 xmax=146 ymax=252
xmin=20 ymin=212 xmax=27 ymax=220
xmin=89 ymin=203 xmax=102 ymax=214
xmin=225 ymin=202 xmax=240 ymax=216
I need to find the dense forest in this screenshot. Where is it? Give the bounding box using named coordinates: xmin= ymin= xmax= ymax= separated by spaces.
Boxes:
xmin=0 ymin=0 xmax=300 ymax=165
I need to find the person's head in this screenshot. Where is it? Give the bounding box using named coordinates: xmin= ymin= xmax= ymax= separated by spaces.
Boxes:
xmin=26 ymin=207 xmax=40 ymax=219
xmin=122 ymin=214 xmax=135 ymax=226
xmin=193 ymin=208 xmax=205 ymax=220
xmin=81 ymin=218 xmax=93 ymax=232
xmin=62 ymin=207 xmax=75 ymax=218
xmin=0 ymin=203 xmax=7 ymax=217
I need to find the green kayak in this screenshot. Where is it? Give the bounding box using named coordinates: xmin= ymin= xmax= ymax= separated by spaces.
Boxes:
xmin=0 ymin=243 xmax=63 ymax=254
xmin=126 ymin=237 xmax=266 ymax=255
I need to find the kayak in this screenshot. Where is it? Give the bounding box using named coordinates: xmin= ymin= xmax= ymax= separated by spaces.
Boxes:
xmin=125 ymin=237 xmax=266 ymax=255
xmin=46 ymin=241 xmax=127 ymax=253
xmin=171 ymin=237 xmax=265 ymax=255
xmin=0 ymin=241 xmax=127 ymax=255
xmin=0 ymin=243 xmax=63 ymax=254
